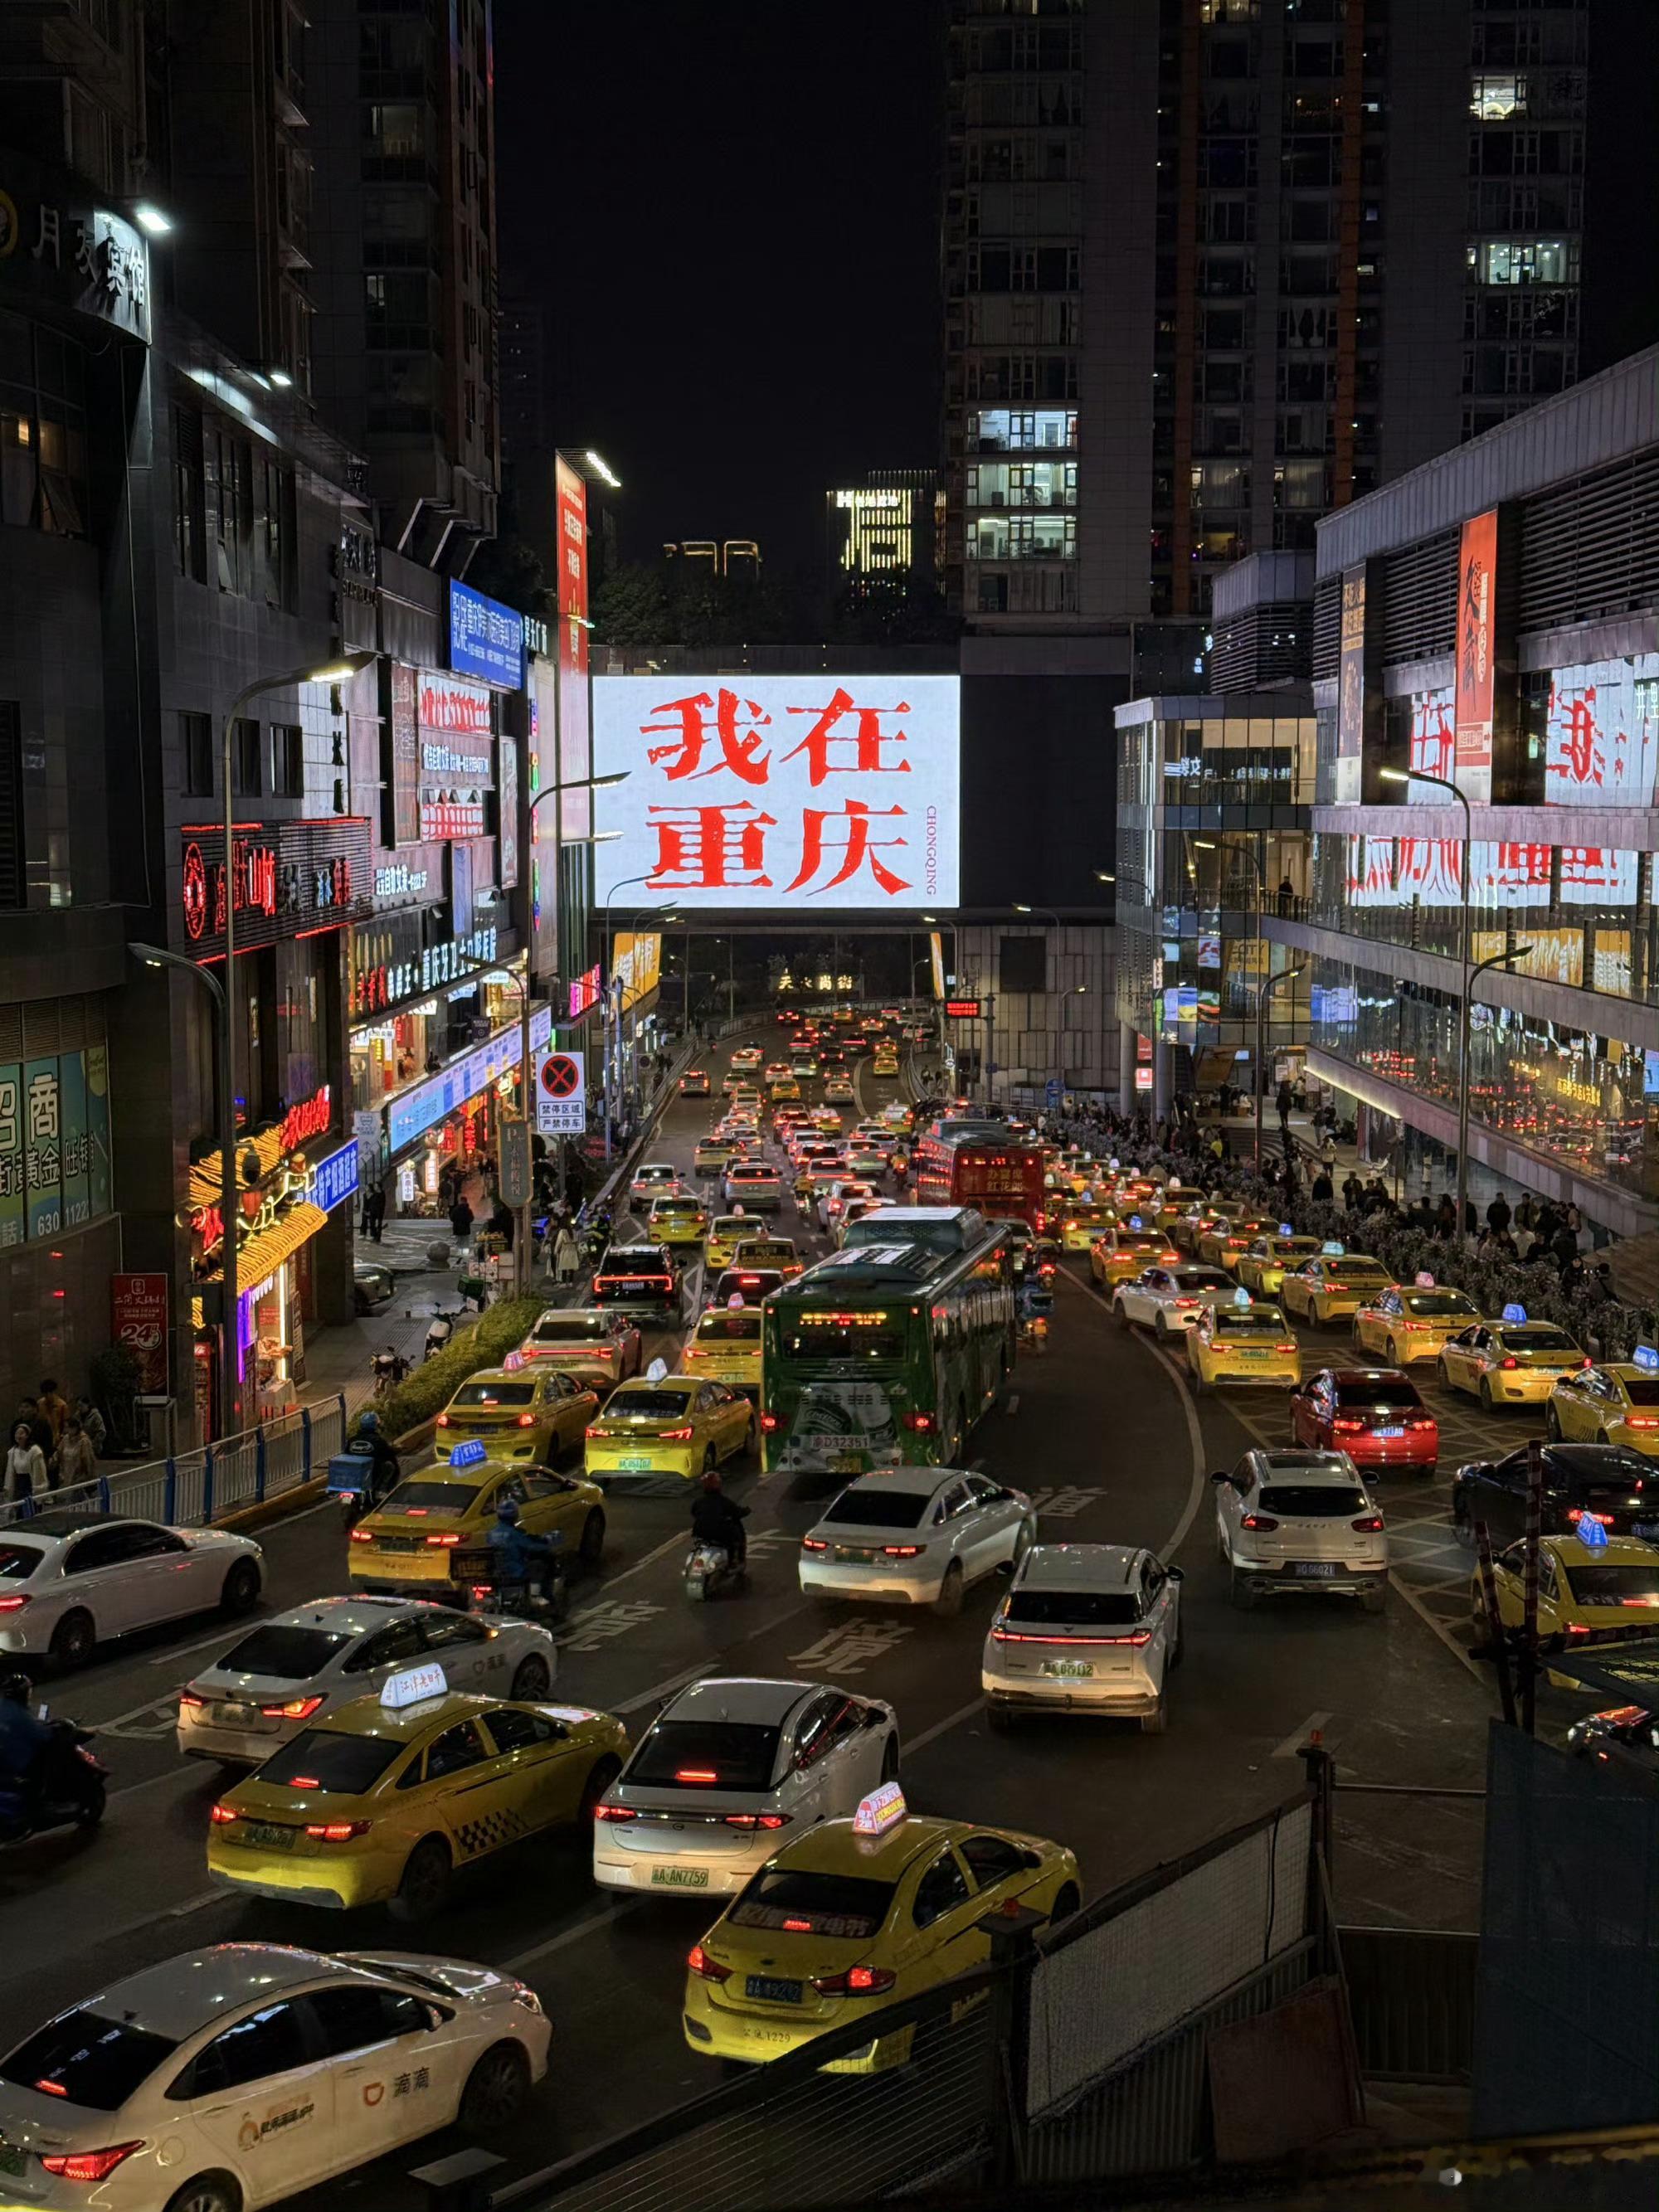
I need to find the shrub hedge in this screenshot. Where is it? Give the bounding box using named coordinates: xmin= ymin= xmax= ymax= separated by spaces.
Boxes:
xmin=353 ymin=1296 xmax=547 ymax=1446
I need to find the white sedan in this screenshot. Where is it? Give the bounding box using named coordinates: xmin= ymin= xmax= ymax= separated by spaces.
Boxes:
xmin=0 ymin=1942 xmax=550 ymax=2212
xmin=982 ymin=1542 xmax=1184 ymax=1732
xmin=0 ymin=1510 xmax=262 ymax=1670
xmin=593 ymin=1675 xmax=898 ymax=1897
xmin=799 ymin=1470 xmax=1036 ymax=1616
xmin=178 ymin=1595 xmax=557 ymax=1766
xmin=1111 ymin=1263 xmax=1240 ymax=1339
xmin=1213 ymin=1446 xmax=1389 ymax=1612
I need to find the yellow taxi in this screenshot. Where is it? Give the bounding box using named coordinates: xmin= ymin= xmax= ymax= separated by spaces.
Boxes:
xmin=1477 ymin=1531 xmax=1659 ymax=1665
xmin=1235 ymin=1232 xmax=1324 ymax=1296
xmin=1547 ymin=1354 xmax=1659 ymax=1453
xmin=814 ymin=1108 xmax=844 ymax=1136
xmin=649 ymin=1193 xmax=710 ymax=1249
xmin=349 ymin=1445 xmax=608 ymax=1591
xmin=1350 ymin=1281 xmax=1481 ymax=1366
xmin=707 ymin=1212 xmax=763 ymax=1269
xmin=682 ymin=1784 xmax=1079 ymax=2072
xmin=433 ymin=1357 xmax=598 ymax=1464
xmin=1089 ymin=1225 xmax=1180 ymax=1290
xmin=733 ymin=1232 xmax=804 ymax=1278
xmin=680 ymin=1302 xmax=764 ymax=1393
xmin=1278 ymin=1247 xmax=1391 ymax=1327
xmin=771 ymin=1075 xmax=802 ymax=1102
xmin=873 ymin=1048 xmax=899 ymax=1077
xmin=1437 ymin=1306 xmax=1588 ymax=1410
xmin=730 ymin=1084 xmax=764 ymax=1116
xmin=207 ymin=1664 xmax=626 ymax=1918
xmin=1170 ymin=1203 xmax=1232 ymax=1255
xmin=1187 ymin=1296 xmax=1300 ymax=1393
xmin=1057 ymin=1198 xmax=1117 ymax=1252
xmin=694 ymin=1137 xmax=736 ymax=1179
xmin=680 ymin=1068 xmax=712 ymax=1097
xmin=584 ymin=1367 xmax=756 ymax=1480
xmin=1196 ymin=1214 xmax=1275 ymax=1271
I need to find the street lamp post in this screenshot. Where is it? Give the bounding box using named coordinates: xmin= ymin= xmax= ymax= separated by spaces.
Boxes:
xmin=213 ymin=652 xmax=372 ymax=1437
xmin=1381 ymin=766 xmax=1472 ymax=1242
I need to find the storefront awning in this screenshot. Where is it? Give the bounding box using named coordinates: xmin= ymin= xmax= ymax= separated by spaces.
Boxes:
xmin=197 ymin=1200 xmax=330 ymax=1293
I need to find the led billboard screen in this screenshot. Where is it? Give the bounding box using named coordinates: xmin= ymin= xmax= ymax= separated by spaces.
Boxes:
xmin=593 ymin=673 xmax=960 ymax=910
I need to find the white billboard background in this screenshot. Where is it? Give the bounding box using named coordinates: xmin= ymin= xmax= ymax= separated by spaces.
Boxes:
xmin=593 ymin=673 xmax=960 ymax=911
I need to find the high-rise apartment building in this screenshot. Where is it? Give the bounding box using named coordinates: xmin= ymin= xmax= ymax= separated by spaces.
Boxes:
xmin=942 ymin=0 xmax=1652 ymax=636
xmin=825 ymin=470 xmax=941 ymax=591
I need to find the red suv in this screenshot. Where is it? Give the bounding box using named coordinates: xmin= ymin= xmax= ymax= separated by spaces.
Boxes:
xmin=1290 ymin=1368 xmax=1438 ymax=1475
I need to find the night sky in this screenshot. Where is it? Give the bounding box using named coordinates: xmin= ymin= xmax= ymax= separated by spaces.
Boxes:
xmin=494 ymin=0 xmax=945 ymax=581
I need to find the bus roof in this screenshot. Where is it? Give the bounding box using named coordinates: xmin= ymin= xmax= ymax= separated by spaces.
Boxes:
xmin=783 ymin=1228 xmax=1008 ymax=1298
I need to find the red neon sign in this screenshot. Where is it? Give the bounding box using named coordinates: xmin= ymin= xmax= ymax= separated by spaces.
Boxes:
xmin=280 ymin=1086 xmax=332 ymax=1150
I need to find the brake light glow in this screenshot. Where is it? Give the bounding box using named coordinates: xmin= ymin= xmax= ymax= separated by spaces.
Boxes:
xmin=209 ymin=1803 xmax=240 ymax=1824
xmin=1240 ymin=1513 xmax=1280 ymax=1531
xmin=1277 ymin=1342 xmax=1297 ymax=1354
xmin=0 ymin=1593 xmax=30 ymax=1612
xmin=761 ymin=1412 xmax=780 ymax=1432
xmin=1569 ymin=1508 xmax=1614 ymax=1526
xmin=902 ymin=1411 xmax=936 ymax=1433
xmin=1174 ymin=1297 xmax=1199 ymax=1310
xmin=813 ymin=1965 xmax=898 ymax=1997
xmin=1351 ymin=1514 xmax=1385 ymax=1533
xmin=32 ymin=2080 xmax=68 ymax=2098
xmin=1626 ymin=1417 xmax=1659 ymax=1431
xmin=179 ymin=1691 xmax=205 ymax=1709
xmin=992 ymin=1626 xmax=1151 ymax=1646
xmin=41 ymin=2146 xmax=144 ymax=2182
xmin=676 ymin=1768 xmax=719 ymax=1783
xmin=882 ymin=1544 xmax=922 ymax=1558
xmin=260 ymin=1694 xmax=325 ymax=1720
xmin=725 ymin=1811 xmax=791 ymax=1830
xmin=304 ymin=1820 xmax=371 ymax=1841
xmin=517 ymin=1412 xmax=536 ymax=1427
xmin=801 ymin=1536 xmax=828 ymax=1550
xmin=425 ymin=1532 xmax=462 ymax=1547
xmin=349 ymin=1528 xmax=372 ymax=1543
xmin=1331 ymin=1417 xmax=1365 ymax=1434
xmin=658 ymin=1426 xmax=694 ymax=1441
xmin=435 ymin=1413 xmax=450 ymax=1427
xmin=687 ymin=1944 xmax=732 ymax=1981
xmin=1501 ymin=1356 xmax=1519 ymax=1370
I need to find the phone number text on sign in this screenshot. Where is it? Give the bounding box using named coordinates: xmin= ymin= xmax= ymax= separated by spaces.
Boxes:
xmin=593 ymin=673 xmax=960 ymax=911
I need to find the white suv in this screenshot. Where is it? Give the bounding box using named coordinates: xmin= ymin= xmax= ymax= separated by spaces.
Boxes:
xmin=982 ymin=1543 xmax=1183 ymax=1733
xmin=1213 ymin=1447 xmax=1389 ymax=1612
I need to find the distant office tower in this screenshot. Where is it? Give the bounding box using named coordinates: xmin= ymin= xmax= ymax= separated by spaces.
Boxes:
xmin=942 ymin=0 xmax=1653 ymax=634
xmin=825 ymin=471 xmax=941 ymax=590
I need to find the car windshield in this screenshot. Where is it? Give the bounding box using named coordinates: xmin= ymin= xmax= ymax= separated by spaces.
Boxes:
xmin=531 ymin=1316 xmax=611 ymax=1342
xmin=1261 ymin=1485 xmax=1370 ymax=1517
xmin=450 ymin=1382 xmax=536 ymax=1408
xmin=216 ymin=1625 xmax=353 ymax=1677
xmin=257 ymin=1729 xmax=403 ymax=1794
xmin=382 ymin=1480 xmax=476 ymax=1515
xmin=1215 ymin=1312 xmax=1287 ymax=1335
xmin=823 ymin=1488 xmax=931 ymax=1529
xmin=628 ymin=1720 xmax=781 ymax=1791
xmin=728 ymin=1869 xmax=895 ymax=1940
xmin=1335 ymin=1380 xmax=1422 ymax=1407
xmin=1006 ymin=1590 xmax=1141 ymax=1625
xmin=1565 ymin=1564 xmax=1659 ymax=1606
xmin=610 ymin=1390 xmax=696 ymax=1420
xmin=0 ymin=1541 xmax=44 ymax=1579
xmin=1508 ymin=1328 xmax=1579 ymax=1352
xmin=2 ymin=2012 xmax=178 ymax=2111
xmin=1405 ymin=1292 xmax=1476 ymax=1315
xmin=697 ymin=1314 xmax=762 ymax=1341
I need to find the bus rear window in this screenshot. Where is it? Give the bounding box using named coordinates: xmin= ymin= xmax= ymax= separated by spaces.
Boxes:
xmin=780 ymin=1317 xmax=907 ymax=1361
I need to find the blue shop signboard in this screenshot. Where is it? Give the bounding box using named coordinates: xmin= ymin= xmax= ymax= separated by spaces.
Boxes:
xmin=448 ymin=579 xmax=525 ymax=691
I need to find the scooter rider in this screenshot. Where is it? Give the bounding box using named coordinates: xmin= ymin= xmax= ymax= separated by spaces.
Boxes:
xmin=487 ymin=1498 xmax=558 ymax=1605
xmin=690 ymin=1470 xmax=748 ymax=1568
xmin=0 ymin=1672 xmax=52 ymax=1796
xmin=354 ymin=1410 xmax=401 ymax=1510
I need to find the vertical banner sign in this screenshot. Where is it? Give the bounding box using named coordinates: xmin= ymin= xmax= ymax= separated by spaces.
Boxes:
xmin=85 ymin=1041 xmax=112 ymax=1220
xmin=0 ymin=1063 xmax=22 ymax=1247
xmin=554 ymin=457 xmax=591 ymax=843
xmin=1335 ymin=565 xmax=1367 ymax=806
xmin=24 ymin=1055 xmax=61 ymax=1237
xmin=389 ymin=663 xmax=420 ymax=846
xmin=498 ymin=1119 xmax=533 ymax=1209
xmin=111 ymin=1273 xmax=169 ymax=1393
xmin=57 ymin=1048 xmax=90 ymax=1228
xmin=498 ymin=720 xmax=519 ymax=892
xmin=929 ymin=931 xmax=946 ymax=1001
xmin=1455 ymin=509 xmax=1498 ymax=805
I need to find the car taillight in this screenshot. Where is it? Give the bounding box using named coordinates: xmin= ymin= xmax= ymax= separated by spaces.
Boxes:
xmin=1331 ymin=1417 xmax=1365 ymax=1434
xmin=425 ymin=1533 xmax=462 ymax=1547
xmin=1580 ymin=1355 xmax=1594 ymax=1369
xmin=0 ymin=1593 xmax=30 ymax=1612
xmin=1175 ymin=1297 xmax=1199 ymax=1310
xmin=260 ymin=1694 xmax=325 ymax=1720
xmin=593 ymin=1803 xmax=636 ymax=1821
xmin=1501 ymin=1355 xmax=1519 ymax=1369
xmin=659 ymin=1427 xmax=694 ymax=1441
xmin=1564 ymin=1623 xmax=1592 ymax=1638
xmin=586 ymin=1426 xmax=606 ymax=1440
xmin=687 ymin=1943 xmax=732 ymax=1982
xmin=684 ymin=1347 xmax=703 ymax=1359
xmin=348 ymin=1528 xmax=372 ymax=1544
xmin=209 ymin=1803 xmax=240 ymax=1824
xmin=41 ymin=2146 xmax=144 ymax=2183
xmin=761 ymin=1412 xmax=780 ymax=1432
xmin=1277 ymin=1342 xmax=1297 ymax=1354
xmin=1627 ymin=1417 xmax=1659 ymax=1431
xmin=724 ymin=1811 xmax=791 ymax=1830
xmin=902 ymin=1411 xmax=936 ymax=1433
xmin=1240 ymin=1513 xmax=1279 ymax=1531
xmin=812 ymin=1964 xmax=898 ymax=1997
xmin=179 ymin=1691 xmax=206 ymax=1709
xmin=992 ymin=1626 xmax=1151 ymax=1646
xmin=1351 ymin=1514 xmax=1385 ymax=1533
xmin=435 ymin=1412 xmax=450 ymax=1427
xmin=882 ymin=1544 xmax=922 ymax=1558
xmin=1404 ymin=1413 xmax=1436 ymax=1429
xmin=304 ymin=1819 xmax=371 ymax=1842
xmin=517 ymin=1412 xmax=536 ymax=1427
xmin=801 ymin=1537 xmax=829 ymax=1551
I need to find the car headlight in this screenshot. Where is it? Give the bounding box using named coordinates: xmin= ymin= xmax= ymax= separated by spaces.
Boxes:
xmin=510 ymin=1978 xmax=545 ymax=2014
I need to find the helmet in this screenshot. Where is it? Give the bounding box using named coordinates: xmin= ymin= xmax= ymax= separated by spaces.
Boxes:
xmin=359 ymin=1409 xmax=379 ymax=1432
xmin=0 ymin=1671 xmax=31 ymax=1706
xmin=700 ymin=1470 xmax=723 ymax=1494
xmin=495 ymin=1498 xmax=522 ymax=1524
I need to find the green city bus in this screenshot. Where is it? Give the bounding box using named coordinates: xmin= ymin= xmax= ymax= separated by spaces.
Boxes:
xmin=760 ymin=1208 xmax=1016 ymax=1476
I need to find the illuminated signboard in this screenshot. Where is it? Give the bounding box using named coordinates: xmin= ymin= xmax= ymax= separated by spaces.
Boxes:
xmin=448 ymin=578 xmax=525 ymax=691
xmin=944 ymin=998 xmax=981 ymax=1019
xmin=178 ymin=819 xmax=372 ymax=958
xmin=568 ymin=964 xmax=601 ymax=1019
xmin=593 ymin=673 xmax=961 ymax=911
xmin=387 ymin=1004 xmax=553 ymax=1156
xmin=613 ymin=931 xmax=662 ymax=1013
xmin=304 ymin=1140 xmax=360 ymax=1214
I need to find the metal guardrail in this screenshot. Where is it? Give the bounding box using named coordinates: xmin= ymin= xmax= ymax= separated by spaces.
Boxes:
xmin=0 ymin=1397 xmax=347 ymax=1531
xmin=1339 ymin=1925 xmax=1477 ymax=2085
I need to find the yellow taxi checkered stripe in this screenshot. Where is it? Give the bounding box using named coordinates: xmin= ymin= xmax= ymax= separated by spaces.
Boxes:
xmin=454 ymin=1803 xmax=528 ymax=1857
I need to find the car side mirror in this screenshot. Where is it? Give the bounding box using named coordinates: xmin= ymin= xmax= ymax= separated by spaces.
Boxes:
xmin=1167 ymin=1565 xmax=1184 ymax=1583
xmin=1209 ymin=1470 xmax=1231 ymax=1484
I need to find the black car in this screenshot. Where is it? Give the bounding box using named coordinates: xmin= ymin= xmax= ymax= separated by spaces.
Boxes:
xmin=1451 ymin=1441 xmax=1659 ymax=1547
xmin=592 ymin=1242 xmax=680 ymax=1313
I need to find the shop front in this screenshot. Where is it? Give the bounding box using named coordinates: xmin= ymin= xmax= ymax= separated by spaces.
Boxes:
xmin=363 ymin=994 xmax=553 ymax=1223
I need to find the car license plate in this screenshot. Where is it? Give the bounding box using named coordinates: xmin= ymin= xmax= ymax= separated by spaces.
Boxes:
xmin=213 ymin=1701 xmax=256 ymax=1726
xmin=1375 ymin=1427 xmax=1404 ymax=1439
xmin=836 ymin=1545 xmax=875 ymax=1563
xmin=831 ymin=1455 xmax=863 ymax=1474
xmin=1236 ymin=1349 xmax=1267 ymax=1359
xmin=746 ymin=1975 xmax=803 ymax=2004
xmin=375 ymin=1534 xmax=423 ymax=1553
xmin=244 ymin=1822 xmax=294 ymax=1850
xmin=1295 ymin=1562 xmax=1338 ymax=1578
xmin=1042 ymin=1660 xmax=1094 ymax=1680
xmin=652 ymin=1864 xmax=710 ymax=1889
xmin=616 ymin=1456 xmax=654 ymax=1471
xmin=0 ymin=2142 xmax=23 ymax=2179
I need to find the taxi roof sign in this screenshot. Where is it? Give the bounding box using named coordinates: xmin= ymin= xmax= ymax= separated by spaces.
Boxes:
xmin=382 ymin=1661 xmax=448 ymax=1710
xmin=1321 ymin=1241 xmax=1345 ymax=1257
xmin=727 ymin=1292 xmax=744 ymax=1309
xmin=1637 ymin=1345 xmax=1659 ymax=1373
xmin=853 ymin=1781 xmax=907 ymax=1837
xmin=647 ymin=1356 xmax=669 ymax=1382
xmin=1579 ymin=1514 xmax=1611 ymax=1551
xmin=1279 ymin=1222 xmax=1293 ymax=1236
xmin=1129 ymin=1214 xmax=1143 ymax=1230
xmin=501 ymin=1349 xmax=526 ymax=1372
xmin=1502 ymin=1303 xmax=1528 ymax=1325
xmin=448 ymin=1439 xmax=489 ymax=1467
xmin=1415 ymin=1271 xmax=1435 ymax=1287
xmin=1233 ymin=1286 xmax=1253 ymax=1307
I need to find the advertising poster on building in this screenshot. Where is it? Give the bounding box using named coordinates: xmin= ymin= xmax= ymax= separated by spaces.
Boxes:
xmin=554 ymin=458 xmax=592 ymax=845
xmin=1407 ymin=684 xmax=1456 ymax=801
xmin=23 ymin=1055 xmax=61 ymax=1238
xmin=593 ymin=673 xmax=961 ymax=910
xmin=1543 ymin=655 xmax=1659 ymax=806
xmin=1454 ymin=509 xmax=1498 ymax=803
xmin=1335 ymin=565 xmax=1367 ymax=805
xmin=0 ymin=1064 xmax=21 ymax=1247
xmin=388 ymin=663 xmax=420 ymax=846
xmin=498 ymin=722 xmax=518 ymax=892
xmin=448 ymin=579 xmax=525 ymax=691
xmin=614 ymin=931 xmax=663 ymax=1013
xmin=111 ymin=1273 xmax=169 ymax=1393
xmin=57 ymin=1047 xmax=90 ymax=1228
xmin=416 ymin=668 xmax=494 ymax=843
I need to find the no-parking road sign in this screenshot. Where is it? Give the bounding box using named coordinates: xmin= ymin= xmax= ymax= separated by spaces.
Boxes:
xmin=536 ymin=1049 xmax=586 ymax=1135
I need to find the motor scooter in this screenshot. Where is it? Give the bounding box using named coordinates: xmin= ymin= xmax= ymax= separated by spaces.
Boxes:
xmin=0 ymin=1718 xmax=107 ymax=1843
xmin=684 ymin=1539 xmax=747 ymax=1602
xmin=452 ymin=1541 xmax=569 ymax=1625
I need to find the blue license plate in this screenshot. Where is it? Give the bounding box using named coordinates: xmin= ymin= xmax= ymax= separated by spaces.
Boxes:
xmin=1375 ymin=1427 xmax=1404 ymax=1439
xmin=747 ymin=1975 xmax=802 ymax=2004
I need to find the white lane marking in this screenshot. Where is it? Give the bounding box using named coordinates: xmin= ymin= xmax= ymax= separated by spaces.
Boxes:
xmin=617 ymin=1662 xmax=709 ymax=1716
xmin=903 ymin=1697 xmax=985 ymax=1757
xmin=504 ymin=1902 xmax=638 ymax=1972
xmin=95 ymin=1689 xmax=189 ymax=1735
xmin=1144 ymin=1336 xmax=1209 ymax=1558
xmin=1270 ymin=1711 xmax=1331 ymax=1758
xmin=147 ymin=1624 xmax=252 ymax=1667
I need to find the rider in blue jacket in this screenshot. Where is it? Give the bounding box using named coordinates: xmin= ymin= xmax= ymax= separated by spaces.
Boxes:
xmin=486 ymin=1499 xmax=557 ymax=1601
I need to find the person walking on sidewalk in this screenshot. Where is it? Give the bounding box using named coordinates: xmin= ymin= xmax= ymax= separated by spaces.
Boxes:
xmin=362 ymin=1182 xmax=386 ymax=1243
xmin=56 ymin=1417 xmax=96 ymax=1490
xmin=448 ymin=1194 xmax=474 ymax=1248
xmin=5 ymin=1423 xmax=45 ymax=1505
xmin=553 ymin=1224 xmax=581 ymax=1284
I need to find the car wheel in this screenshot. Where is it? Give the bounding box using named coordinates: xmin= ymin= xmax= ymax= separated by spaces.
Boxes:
xmin=1228 ymin=1563 xmax=1255 ymax=1612
xmin=74 ymin=1777 xmax=107 ymax=1829
xmin=702 ymin=1446 xmax=716 ymax=1475
xmin=458 ymin=2041 xmax=533 ymax=2137
xmin=48 ymin=1608 xmax=95 ymax=1672
xmin=1155 ymin=1314 xmax=1169 ymax=1341
xmin=1361 ymin=1580 xmax=1389 ymax=1615
xmin=879 ymin=1734 xmax=900 ymax=1783
xmin=1545 ymin=1404 xmax=1562 ymax=1441
xmin=220 ymin=1558 xmax=260 ymax=1616
xmin=933 ymin=1561 xmax=965 ymax=1618
xmin=1452 ymin=1495 xmax=1475 ymax=1548
xmin=578 ymin=1510 xmax=606 ymax=1568
xmin=1140 ymin=1695 xmax=1168 ymax=1736
xmin=389 ymin=1835 xmax=451 ymax=1923
xmin=509 ymin=1654 xmax=552 ymax=1700
xmin=1112 ymin=1299 xmax=1128 ymax=1330
xmin=1049 ymin=1882 xmax=1080 ymax=1924
xmin=1437 ymin=1359 xmax=1451 ymax=1389
xmin=164 ymin=2177 xmax=241 ymax=2212
xmin=577 ymin=1755 xmax=622 ymax=1830
xmin=1384 ymin=1339 xmax=1399 ymax=1366
xmin=1479 ymin=1378 xmax=1494 ymax=1414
